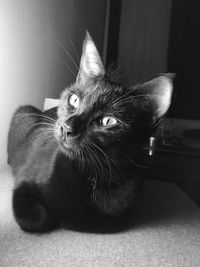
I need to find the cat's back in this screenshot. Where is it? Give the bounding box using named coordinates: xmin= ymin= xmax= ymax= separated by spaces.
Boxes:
xmin=7 ymin=105 xmax=59 ymax=183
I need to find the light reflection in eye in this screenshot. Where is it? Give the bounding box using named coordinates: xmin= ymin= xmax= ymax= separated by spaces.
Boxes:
xmin=69 ymin=94 xmax=79 ymax=108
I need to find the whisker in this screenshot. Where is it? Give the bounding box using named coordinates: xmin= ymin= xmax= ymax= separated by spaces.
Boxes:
xmin=88 ymin=145 xmax=102 ymax=188
xmin=106 ymin=155 xmax=125 ymax=183
xmin=83 ymin=146 xmax=98 ymax=188
xmin=90 ymin=143 xmax=112 ymax=185
xmin=87 ymin=144 xmax=105 ymax=184
xmin=79 ymin=148 xmax=84 ymax=174
xmin=112 ymin=96 xmax=135 ymax=106
xmin=55 ymin=56 xmax=76 ymax=79
xmin=26 ymin=122 xmax=54 ymax=135
xmin=128 ymin=158 xmax=148 ymax=169
xmin=68 ymin=35 xmax=80 ymax=62
xmin=14 ymin=113 xmax=56 ymax=123
xmin=85 ymin=146 xmax=99 ymax=182
xmin=114 ymin=93 xmax=165 ymax=106
xmin=112 ymin=90 xmax=133 ymax=105
xmin=80 ymin=147 xmax=92 ymax=191
xmin=29 ymin=128 xmax=55 ymax=143
xmin=92 ymin=142 xmax=127 ymax=185
xmin=77 ymin=145 xmax=85 ymax=175
xmin=29 ymin=126 xmax=54 ymax=136
xmin=55 ymin=39 xmax=79 ymax=71
xmin=42 ymin=134 xmax=56 ymax=144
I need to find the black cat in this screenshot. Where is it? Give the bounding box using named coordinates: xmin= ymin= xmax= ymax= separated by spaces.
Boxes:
xmin=7 ymin=33 xmax=173 ymax=233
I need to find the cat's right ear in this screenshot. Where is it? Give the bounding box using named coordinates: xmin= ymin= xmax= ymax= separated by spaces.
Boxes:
xmin=132 ymin=74 xmax=174 ymax=120
xmin=76 ymin=32 xmax=105 ymax=85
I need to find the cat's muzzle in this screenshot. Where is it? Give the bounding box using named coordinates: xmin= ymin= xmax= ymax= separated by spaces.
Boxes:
xmin=56 ymin=122 xmax=80 ymax=155
xmin=60 ymin=123 xmax=73 ymax=141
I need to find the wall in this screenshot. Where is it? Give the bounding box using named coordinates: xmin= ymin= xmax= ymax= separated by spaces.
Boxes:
xmin=0 ymin=0 xmax=107 ymax=168
xmin=118 ymin=0 xmax=172 ymax=87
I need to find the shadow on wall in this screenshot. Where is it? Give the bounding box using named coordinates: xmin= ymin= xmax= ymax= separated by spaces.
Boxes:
xmin=0 ymin=0 xmax=107 ymax=168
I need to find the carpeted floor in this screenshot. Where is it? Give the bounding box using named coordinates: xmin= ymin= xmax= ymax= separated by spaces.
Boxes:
xmin=0 ymin=166 xmax=200 ymax=267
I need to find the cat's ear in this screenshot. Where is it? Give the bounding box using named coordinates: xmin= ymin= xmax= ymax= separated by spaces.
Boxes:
xmin=133 ymin=74 xmax=174 ymax=119
xmin=76 ymin=32 xmax=105 ymax=85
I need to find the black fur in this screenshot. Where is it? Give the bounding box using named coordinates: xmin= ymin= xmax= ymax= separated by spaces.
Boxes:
xmin=7 ymin=33 xmax=173 ymax=233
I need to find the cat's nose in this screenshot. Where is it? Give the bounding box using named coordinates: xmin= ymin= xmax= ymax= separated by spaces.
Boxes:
xmin=60 ymin=123 xmax=73 ymax=140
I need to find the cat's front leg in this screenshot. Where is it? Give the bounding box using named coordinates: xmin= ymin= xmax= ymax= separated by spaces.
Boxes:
xmin=13 ymin=182 xmax=58 ymax=233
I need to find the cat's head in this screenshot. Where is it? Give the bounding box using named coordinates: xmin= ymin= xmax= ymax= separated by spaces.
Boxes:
xmin=55 ymin=32 xmax=173 ymax=161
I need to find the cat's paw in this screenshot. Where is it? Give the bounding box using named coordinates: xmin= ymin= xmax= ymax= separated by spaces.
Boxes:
xmin=13 ymin=183 xmax=58 ymax=233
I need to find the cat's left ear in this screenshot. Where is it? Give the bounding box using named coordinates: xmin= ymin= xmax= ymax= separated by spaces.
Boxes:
xmin=133 ymin=74 xmax=174 ymax=119
xmin=76 ymin=32 xmax=105 ymax=85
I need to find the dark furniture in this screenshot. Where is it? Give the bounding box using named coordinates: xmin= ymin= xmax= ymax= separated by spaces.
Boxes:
xmin=143 ymin=142 xmax=200 ymax=207
xmin=106 ymin=0 xmax=200 ymax=206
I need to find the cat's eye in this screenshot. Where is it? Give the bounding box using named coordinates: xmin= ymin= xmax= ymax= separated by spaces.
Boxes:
xmin=101 ymin=116 xmax=117 ymax=127
xmin=69 ymin=94 xmax=80 ymax=109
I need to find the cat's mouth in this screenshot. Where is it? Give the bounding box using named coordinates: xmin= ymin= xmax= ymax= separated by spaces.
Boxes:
xmin=61 ymin=142 xmax=74 ymax=150
xmin=59 ymin=139 xmax=81 ymax=158
xmin=60 ymin=144 xmax=75 ymax=158
xmin=60 ymin=139 xmax=75 ymax=150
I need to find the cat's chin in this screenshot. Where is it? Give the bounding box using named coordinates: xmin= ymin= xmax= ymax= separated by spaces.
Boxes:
xmin=59 ymin=143 xmax=78 ymax=159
